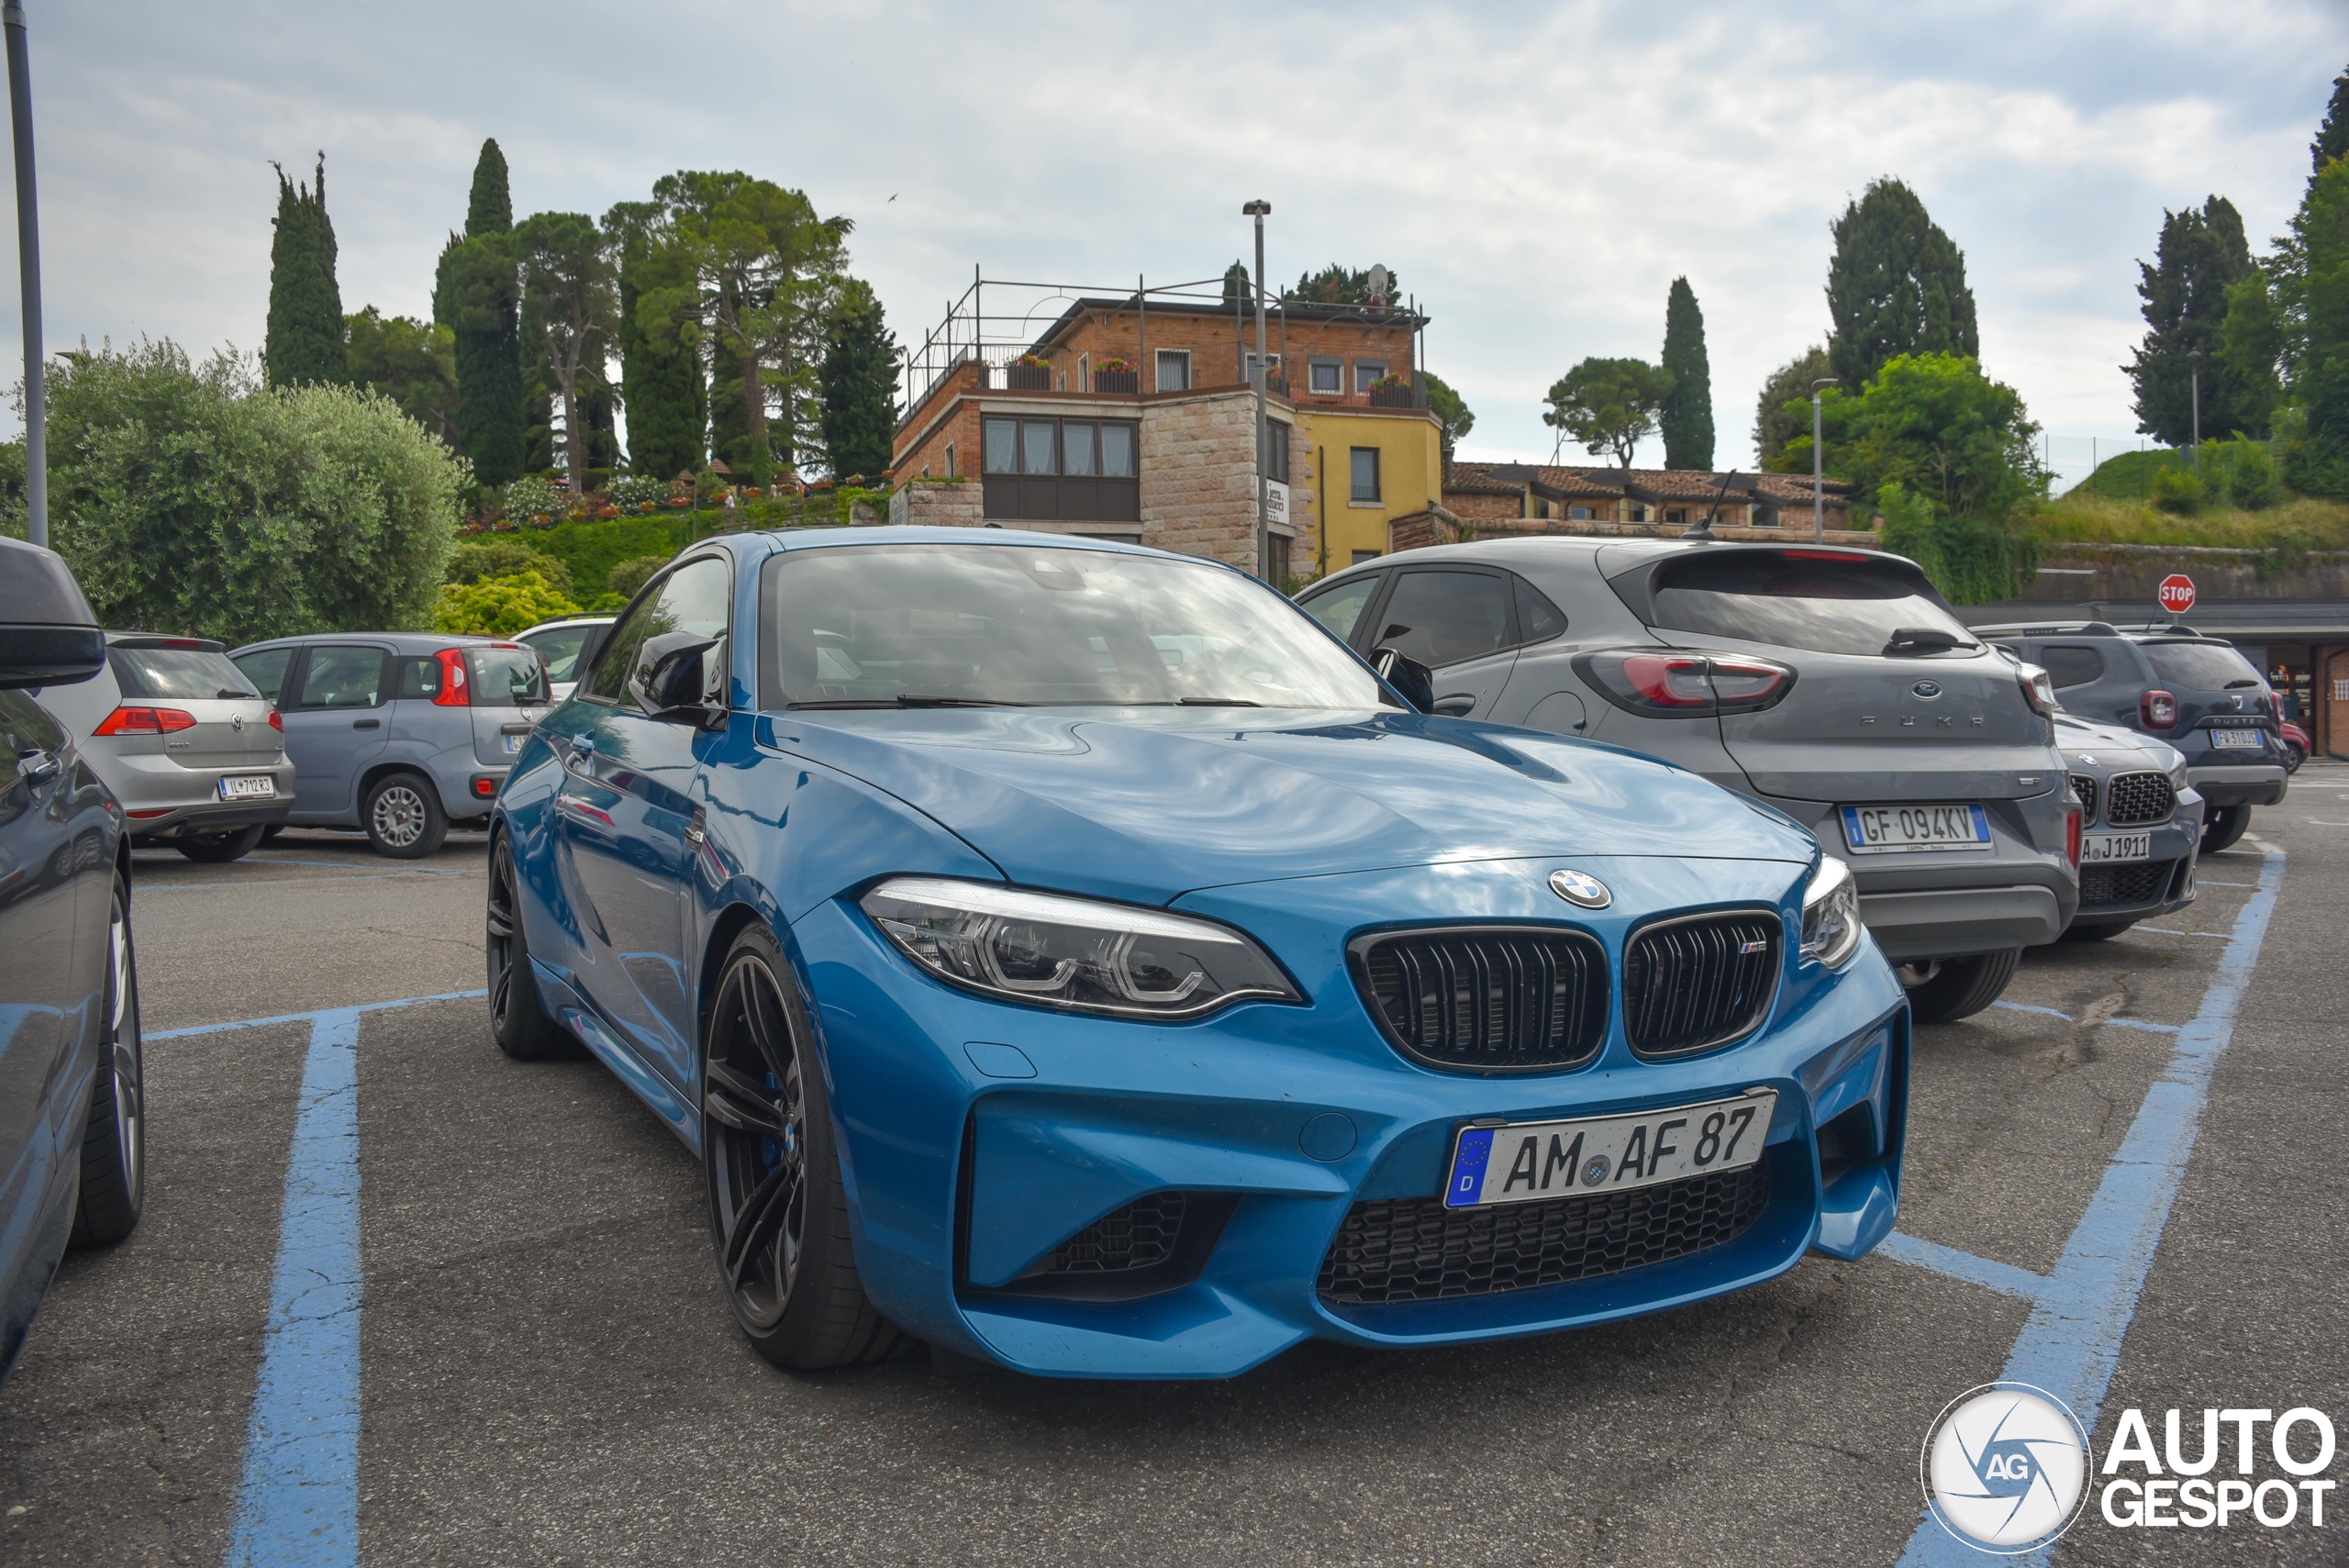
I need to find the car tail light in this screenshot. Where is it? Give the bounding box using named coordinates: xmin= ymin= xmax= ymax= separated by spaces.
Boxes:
xmin=2141 ymin=688 xmax=2178 ymax=729
xmin=2016 ymin=664 xmax=2057 ymax=717
xmin=125 ymin=807 xmax=173 ymax=819
xmin=432 ymin=648 xmax=470 ymax=707
xmin=2065 ymin=801 xmax=2082 ymax=869
xmin=268 ymin=708 xmax=283 ymax=731
xmin=2271 ymin=691 xmax=2286 ymax=724
xmin=1573 ymin=649 xmax=1796 ymax=717
xmin=472 ymin=775 xmax=497 ymax=797
xmin=92 ymin=705 xmax=197 ymax=735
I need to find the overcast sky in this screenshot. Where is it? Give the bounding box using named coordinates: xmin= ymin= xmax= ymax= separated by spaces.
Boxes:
xmin=12 ymin=0 xmax=2343 ymax=484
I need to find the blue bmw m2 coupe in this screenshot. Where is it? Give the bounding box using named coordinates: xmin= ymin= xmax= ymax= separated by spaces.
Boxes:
xmin=486 ymin=528 xmax=1909 ymax=1379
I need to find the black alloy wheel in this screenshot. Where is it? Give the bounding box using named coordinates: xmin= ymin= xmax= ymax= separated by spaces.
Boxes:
xmin=174 ymin=823 xmax=267 ymax=863
xmin=701 ymin=926 xmax=908 ymax=1370
xmin=72 ymin=875 xmax=145 ymax=1247
xmin=2200 ymin=805 xmax=2251 ymax=856
xmin=485 ymin=835 xmax=574 ymax=1060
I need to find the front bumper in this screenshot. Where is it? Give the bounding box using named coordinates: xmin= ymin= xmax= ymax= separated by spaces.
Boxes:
xmin=2070 ymin=808 xmax=2201 ymax=927
xmin=2187 ymin=762 xmax=2287 ymax=808
xmin=795 ymin=855 xmax=1910 ymax=1379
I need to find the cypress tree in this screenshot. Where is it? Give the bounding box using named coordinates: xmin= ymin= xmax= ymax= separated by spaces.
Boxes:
xmin=2124 ymin=197 xmax=2254 ymax=445
xmin=1824 ymin=178 xmax=1978 ymax=390
xmin=2311 ymin=67 xmax=2349 ymax=190
xmin=818 ymin=279 xmax=898 ymax=481
xmin=1658 ymin=276 xmax=1714 ymax=470
xmin=263 ymin=153 xmax=347 ymax=389
xmin=434 ymin=139 xmax=527 ymax=487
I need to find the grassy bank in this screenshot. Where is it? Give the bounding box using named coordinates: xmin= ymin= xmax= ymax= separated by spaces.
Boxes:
xmin=2024 ymin=492 xmax=2349 ymax=551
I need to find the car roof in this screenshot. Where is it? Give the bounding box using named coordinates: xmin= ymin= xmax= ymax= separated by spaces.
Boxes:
xmin=516 ymin=616 xmax=615 ymax=635
xmin=103 ymin=631 xmax=229 ymax=651
xmin=228 ymin=631 xmax=512 ymax=654
xmin=744 ymin=524 xmax=1239 ymax=573
xmin=1300 ymin=535 xmax=1916 ymax=590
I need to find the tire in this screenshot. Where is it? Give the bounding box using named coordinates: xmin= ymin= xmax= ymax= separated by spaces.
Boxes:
xmin=485 ymin=834 xmax=577 ymax=1061
xmin=1899 ymin=948 xmax=2021 ymax=1025
xmin=363 ymin=772 xmax=447 ymax=859
xmin=2062 ymin=920 xmax=2133 ymax=942
xmin=173 ymin=823 xmax=267 ymax=863
xmin=259 ymin=825 xmax=285 ymax=844
xmin=702 ymin=925 xmax=909 ymax=1371
xmin=2200 ymin=805 xmax=2251 ymax=856
xmin=72 ymin=875 xmax=145 ymax=1248
xmin=2285 ymin=742 xmax=2307 ymax=775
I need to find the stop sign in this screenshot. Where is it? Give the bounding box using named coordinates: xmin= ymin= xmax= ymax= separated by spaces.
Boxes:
xmin=2157 ymin=573 xmax=2197 ymax=616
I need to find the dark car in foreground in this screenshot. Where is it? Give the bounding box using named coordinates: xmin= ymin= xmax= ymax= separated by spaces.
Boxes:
xmin=486 ymin=527 xmax=1908 ymax=1379
xmin=1297 ymin=539 xmax=2080 ymax=1024
xmin=0 ymin=538 xmax=145 ymax=1386
xmin=1974 ymin=619 xmax=2287 ymax=854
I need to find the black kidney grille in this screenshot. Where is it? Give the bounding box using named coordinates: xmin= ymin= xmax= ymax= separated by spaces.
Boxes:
xmin=1621 ymin=912 xmax=1780 ymax=1058
xmin=1355 ymin=929 xmax=1609 ymax=1072
xmin=2069 ymin=773 xmax=2099 ymax=824
xmin=2080 ymin=860 xmax=2175 ymax=909
xmin=2102 ymin=771 xmax=2176 ymax=827
xmin=1316 ymin=1166 xmax=1771 ymax=1307
xmin=1025 ymin=1192 xmax=1186 ymax=1275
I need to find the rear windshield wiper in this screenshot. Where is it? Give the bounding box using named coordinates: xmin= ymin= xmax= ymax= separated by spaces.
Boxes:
xmin=787 ymin=695 xmax=1014 ymax=709
xmin=2223 ymin=680 xmax=2262 ymax=689
xmin=1174 ymin=696 xmax=1263 ymax=706
xmin=1882 ymin=627 xmax=1976 ymax=656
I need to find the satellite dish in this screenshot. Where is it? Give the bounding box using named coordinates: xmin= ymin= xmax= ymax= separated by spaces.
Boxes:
xmin=1366 ymin=264 xmax=1390 ymax=310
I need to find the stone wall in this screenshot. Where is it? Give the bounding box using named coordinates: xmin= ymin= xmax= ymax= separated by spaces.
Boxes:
xmin=1138 ymin=389 xmax=1269 ymax=573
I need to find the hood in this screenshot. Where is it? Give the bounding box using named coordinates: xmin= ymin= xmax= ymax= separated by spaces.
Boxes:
xmin=761 ymin=706 xmax=1814 ymax=906
xmin=2055 ymin=713 xmax=2180 ymax=768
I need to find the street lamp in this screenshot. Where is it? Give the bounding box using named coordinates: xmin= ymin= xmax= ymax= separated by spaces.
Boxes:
xmin=1810 ymin=377 xmax=1839 ymax=542
xmin=2188 ymin=348 xmax=2204 ymax=473
xmin=1241 ymin=200 xmax=1272 ymax=582
xmin=5 ymin=1 xmax=42 ymax=548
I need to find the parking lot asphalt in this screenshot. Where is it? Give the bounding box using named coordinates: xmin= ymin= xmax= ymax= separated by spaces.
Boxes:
xmin=2 ymin=780 xmax=2344 ymax=1566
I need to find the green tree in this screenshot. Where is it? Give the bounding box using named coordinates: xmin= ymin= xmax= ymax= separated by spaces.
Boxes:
xmin=1543 ymin=357 xmax=1675 ymax=469
xmin=263 ymin=154 xmax=346 ymax=389
xmin=1288 ymin=263 xmax=1399 ymax=307
xmin=433 ymin=570 xmax=579 ymax=637
xmin=604 ymin=553 xmax=669 ymax=604
xmin=818 ymin=278 xmax=897 ymax=481
xmin=2124 ymin=197 xmax=2253 ymax=444
xmin=1422 ymin=371 xmax=1474 ymax=448
xmin=515 ymin=211 xmax=618 ymax=491
xmin=1825 ymin=178 xmax=1978 ymax=390
xmin=345 ymin=306 xmax=456 ymax=445
xmin=1658 ymin=276 xmax=1713 ymax=470
xmin=1787 ymin=352 xmax=2044 ymax=521
xmin=1753 ymin=346 xmax=1833 ymax=470
xmin=2218 ymin=268 xmax=2286 ymax=439
xmin=2311 ymin=68 xmax=2349 ymax=191
xmin=607 ymin=199 xmax=706 ymax=478
xmin=1876 ymin=479 xmax=2037 ymax=605
xmin=2283 ymin=159 xmax=2349 ymax=498
xmin=1221 ymin=260 xmax=1251 ymax=308
xmin=41 ymin=341 xmax=465 ymax=643
xmin=444 ymin=537 xmax=573 ymax=596
xmin=435 ymin=139 xmax=527 ymax=488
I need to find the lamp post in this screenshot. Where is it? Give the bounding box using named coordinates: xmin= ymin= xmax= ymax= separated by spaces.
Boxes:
xmin=5 ymin=1 xmax=41 ymax=548
xmin=1242 ymin=200 xmax=1271 ymax=582
xmin=1809 ymin=377 xmax=1839 ymax=542
xmin=2188 ymin=348 xmax=2203 ymax=473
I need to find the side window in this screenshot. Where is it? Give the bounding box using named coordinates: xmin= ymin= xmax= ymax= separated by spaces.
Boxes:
xmin=1512 ymin=577 xmax=1568 ymax=643
xmin=395 ymin=656 xmax=445 ymax=701
xmin=2039 ymin=645 xmax=2106 ymax=689
xmin=1374 ymin=571 xmax=1514 ymax=669
xmin=234 ymin=646 xmax=295 ymax=705
xmin=0 ymin=691 xmax=68 ymax=823
xmin=1299 ymin=573 xmax=1382 ymax=646
xmin=588 ymin=556 xmax=731 ymax=710
xmin=295 ymin=646 xmax=387 ymax=709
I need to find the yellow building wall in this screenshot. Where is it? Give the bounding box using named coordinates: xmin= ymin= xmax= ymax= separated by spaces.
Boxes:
xmin=1292 ymin=406 xmax=1443 ymax=582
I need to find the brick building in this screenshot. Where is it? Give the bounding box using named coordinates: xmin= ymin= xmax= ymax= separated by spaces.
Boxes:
xmin=1442 ymin=462 xmax=1856 ymax=531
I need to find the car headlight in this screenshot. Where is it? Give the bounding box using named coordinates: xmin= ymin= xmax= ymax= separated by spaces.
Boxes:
xmin=1799 ymin=855 xmax=1863 ymax=969
xmin=859 ymin=877 xmax=1301 ymax=1019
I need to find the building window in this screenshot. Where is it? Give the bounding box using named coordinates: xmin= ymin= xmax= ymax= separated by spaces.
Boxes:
xmin=980 ymin=416 xmax=1141 ymax=523
xmin=1534 ymin=499 xmax=1552 ymax=519
xmin=1350 ymin=447 xmax=1381 ymax=503
xmin=1627 ymin=503 xmax=1649 ymax=523
xmin=1102 ymin=424 xmax=1135 ymax=476
xmin=1077 ymin=352 xmax=1090 ymax=392
xmin=1353 ymin=360 xmax=1388 ymax=393
xmin=1063 ymin=422 xmax=1097 ymax=475
xmin=985 ymin=417 xmax=1018 ymax=473
xmin=1022 ymin=419 xmax=1057 ymax=474
xmin=1308 ymin=358 xmax=1342 ymax=395
xmin=944 ymin=442 xmax=956 ymax=479
xmin=1155 ymin=349 xmax=1191 ymax=393
xmin=1664 ymin=507 xmax=1686 ymax=525
xmin=1265 ymin=532 xmax=1291 ymax=584
xmin=1569 ymin=505 xmax=1593 ymax=520
xmin=1264 ymin=420 xmax=1291 ymax=484
xmin=1352 ymin=549 xmax=1383 ymax=565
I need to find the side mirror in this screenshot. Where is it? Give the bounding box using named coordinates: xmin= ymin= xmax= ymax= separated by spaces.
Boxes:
xmin=632 ymin=631 xmax=721 ymax=723
xmin=0 ymin=537 xmax=106 ymax=690
xmin=0 ymin=625 xmax=106 ymax=691
xmin=1369 ymin=646 xmax=1435 ymax=714
xmin=1430 ymin=694 xmax=1476 ymax=717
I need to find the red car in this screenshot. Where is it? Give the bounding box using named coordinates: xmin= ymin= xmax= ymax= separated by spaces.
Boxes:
xmin=2280 ymin=719 xmax=2310 ymax=773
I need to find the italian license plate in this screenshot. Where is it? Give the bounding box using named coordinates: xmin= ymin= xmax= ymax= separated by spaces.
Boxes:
xmin=2211 ymin=728 xmax=2265 ymax=750
xmin=1840 ymin=802 xmax=1992 ymax=854
xmin=1443 ymin=1090 xmax=1778 ymax=1209
xmin=217 ymin=773 xmax=275 ymax=801
xmin=2082 ymin=832 xmax=2150 ymax=863
xmin=502 ymin=732 xmax=523 ymax=753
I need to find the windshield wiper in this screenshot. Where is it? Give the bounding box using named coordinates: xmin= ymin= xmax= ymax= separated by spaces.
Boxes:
xmin=1882 ymin=627 xmax=1976 ymax=656
xmin=1174 ymin=696 xmax=1263 ymax=706
xmin=2223 ymin=679 xmax=2262 ymax=689
xmin=787 ymin=695 xmax=1014 ymax=709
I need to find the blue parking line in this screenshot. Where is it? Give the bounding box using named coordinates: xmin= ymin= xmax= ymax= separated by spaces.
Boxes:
xmin=1876 ymin=1232 xmax=2047 ymax=1301
xmin=225 ymin=1008 xmax=363 ymax=1568
xmin=1894 ymin=847 xmax=2285 ymax=1566
xmin=1991 ymin=1000 xmax=2073 ymax=1021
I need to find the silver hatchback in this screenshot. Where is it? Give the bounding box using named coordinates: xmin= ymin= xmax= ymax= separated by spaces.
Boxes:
xmin=35 ymin=634 xmax=295 ymax=862
xmin=228 ymin=632 xmax=551 ymax=858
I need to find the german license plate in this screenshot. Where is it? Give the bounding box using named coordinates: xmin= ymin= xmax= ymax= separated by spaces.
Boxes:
xmin=2211 ymin=728 xmax=2265 ymax=750
xmin=1443 ymin=1090 xmax=1778 ymax=1209
xmin=1840 ymin=802 xmax=1992 ymax=854
xmin=217 ymin=773 xmax=275 ymax=801
xmin=2082 ymin=832 xmax=2150 ymax=863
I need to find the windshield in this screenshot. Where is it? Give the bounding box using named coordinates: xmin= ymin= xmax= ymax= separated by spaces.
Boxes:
xmin=769 ymin=544 xmax=1388 ymax=709
xmin=109 ymin=644 xmax=261 ymax=700
xmin=2142 ymin=641 xmax=2263 ymax=691
xmin=520 ymin=623 xmax=596 ymax=683
xmin=1645 ymin=554 xmax=1978 ymax=658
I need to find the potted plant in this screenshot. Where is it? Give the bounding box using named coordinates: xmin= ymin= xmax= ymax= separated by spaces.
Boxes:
xmin=1007 ymin=351 xmax=1052 ymax=391
xmin=1093 ymin=354 xmax=1140 ymax=395
xmin=1367 ymin=373 xmax=1418 ymax=408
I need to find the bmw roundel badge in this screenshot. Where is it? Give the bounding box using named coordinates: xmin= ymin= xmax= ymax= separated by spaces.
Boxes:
xmin=1911 ymin=679 xmax=1943 ymax=700
xmin=1549 ymin=869 xmax=1611 ymax=908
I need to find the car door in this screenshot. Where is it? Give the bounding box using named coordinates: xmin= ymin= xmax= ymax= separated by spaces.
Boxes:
xmin=1364 ymin=566 xmax=1521 ymax=717
xmin=0 ymin=693 xmax=83 ymax=1293
xmin=551 ymin=555 xmax=732 ymax=1087
xmin=278 ymin=643 xmax=393 ymax=822
xmin=1482 ymin=576 xmax=1586 ymax=734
